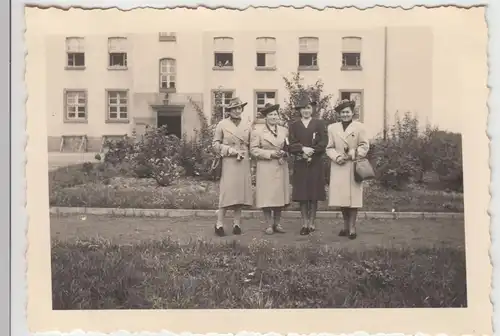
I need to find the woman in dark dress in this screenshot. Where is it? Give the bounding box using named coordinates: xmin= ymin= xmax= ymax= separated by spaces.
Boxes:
xmin=288 ymin=96 xmax=328 ymax=235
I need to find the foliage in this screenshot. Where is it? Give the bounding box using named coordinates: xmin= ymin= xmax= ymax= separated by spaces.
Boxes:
xmin=48 ymin=167 xmax=464 ymax=212
xmin=279 ymin=72 xmax=337 ymax=125
xmin=368 ymin=112 xmax=463 ymax=191
xmin=52 ymin=238 xmax=466 ymax=309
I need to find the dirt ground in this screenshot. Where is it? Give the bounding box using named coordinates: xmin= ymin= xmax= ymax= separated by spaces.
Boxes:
xmin=50 ymin=214 xmax=466 ymax=250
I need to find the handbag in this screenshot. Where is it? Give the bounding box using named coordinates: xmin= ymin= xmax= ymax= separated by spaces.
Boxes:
xmin=353 ymin=157 xmax=376 ymax=183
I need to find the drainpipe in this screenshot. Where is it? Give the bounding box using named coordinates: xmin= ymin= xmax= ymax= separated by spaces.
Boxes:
xmin=383 ymin=26 xmax=388 ymax=140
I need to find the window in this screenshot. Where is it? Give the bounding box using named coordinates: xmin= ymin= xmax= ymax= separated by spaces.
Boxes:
xmin=341 ymin=36 xmax=362 ymax=70
xmin=255 ymin=91 xmax=277 ymax=115
xmin=106 ymin=90 xmax=129 ymax=122
xmin=108 ymin=37 xmax=128 ymax=69
xmin=213 ymin=90 xmax=235 ymax=117
xmin=159 ymin=58 xmax=176 ymax=91
xmin=159 ymin=32 xmax=177 ymax=42
xmin=298 ymin=37 xmax=319 ymax=70
xmin=256 ymin=37 xmax=276 ymax=70
xmin=64 ymin=90 xmax=87 ymax=122
xmin=65 ymin=37 xmax=85 ymax=69
xmin=213 ymin=37 xmax=234 ymax=70
xmin=339 ymin=90 xmax=363 ymax=120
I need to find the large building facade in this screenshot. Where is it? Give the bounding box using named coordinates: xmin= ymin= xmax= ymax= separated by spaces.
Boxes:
xmin=44 ymin=27 xmax=433 ymax=152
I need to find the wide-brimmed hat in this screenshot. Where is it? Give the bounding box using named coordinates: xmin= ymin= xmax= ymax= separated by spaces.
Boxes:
xmin=226 ymin=97 xmax=248 ymax=110
xmin=334 ymin=99 xmax=356 ymax=113
xmin=294 ymin=95 xmax=317 ymax=109
xmin=259 ymin=103 xmax=280 ymax=116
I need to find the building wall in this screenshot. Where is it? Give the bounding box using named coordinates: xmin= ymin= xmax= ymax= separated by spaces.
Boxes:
xmin=44 ymin=27 xmax=433 ymax=151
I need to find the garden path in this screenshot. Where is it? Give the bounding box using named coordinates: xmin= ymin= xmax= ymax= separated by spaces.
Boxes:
xmin=50 ymin=214 xmax=465 ymax=251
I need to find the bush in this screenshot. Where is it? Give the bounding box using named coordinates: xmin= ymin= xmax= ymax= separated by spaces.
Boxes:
xmin=368 ymin=112 xmax=463 ymax=191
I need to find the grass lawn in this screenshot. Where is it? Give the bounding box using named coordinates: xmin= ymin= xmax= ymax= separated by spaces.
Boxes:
xmin=51 ymin=214 xmax=467 ymax=309
xmin=49 ymin=163 xmax=464 ymax=212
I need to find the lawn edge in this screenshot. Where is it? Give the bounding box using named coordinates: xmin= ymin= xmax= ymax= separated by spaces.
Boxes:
xmin=50 ymin=207 xmax=464 ymax=219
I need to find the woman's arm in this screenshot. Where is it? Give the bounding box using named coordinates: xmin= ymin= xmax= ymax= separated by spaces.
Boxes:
xmin=287 ymin=122 xmax=304 ymax=154
xmin=326 ymin=124 xmax=342 ymax=162
xmin=311 ymin=119 xmax=328 ymax=154
xmin=356 ymin=123 xmax=370 ymax=159
xmin=213 ymin=122 xmax=235 ymax=157
xmin=250 ymin=130 xmax=274 ymax=160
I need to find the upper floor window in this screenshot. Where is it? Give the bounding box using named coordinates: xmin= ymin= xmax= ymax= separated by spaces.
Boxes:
xmin=256 ymin=37 xmax=276 ymax=70
xmin=65 ymin=37 xmax=85 ymax=70
xmin=298 ymin=37 xmax=319 ymax=70
xmin=341 ymin=36 xmax=362 ymax=70
xmin=158 ymin=32 xmax=177 ymax=42
xmin=159 ymin=58 xmax=176 ymax=92
xmin=213 ymin=37 xmax=234 ymax=70
xmin=108 ymin=37 xmax=128 ymax=70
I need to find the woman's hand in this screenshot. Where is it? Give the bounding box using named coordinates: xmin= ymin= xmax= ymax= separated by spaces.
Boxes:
xmin=270 ymin=151 xmax=281 ymax=159
xmin=336 ymin=155 xmax=347 ymax=165
xmin=302 ymin=146 xmax=315 ymax=156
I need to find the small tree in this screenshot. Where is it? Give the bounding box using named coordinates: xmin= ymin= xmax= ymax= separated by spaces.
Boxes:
xmin=280 ymin=72 xmax=337 ymax=125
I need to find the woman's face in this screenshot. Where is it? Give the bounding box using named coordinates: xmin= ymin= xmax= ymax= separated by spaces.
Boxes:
xmin=299 ymin=104 xmax=313 ymax=119
xmin=339 ymin=106 xmax=354 ymax=122
xmin=265 ymin=111 xmax=280 ymax=125
xmin=228 ymin=106 xmax=243 ymax=119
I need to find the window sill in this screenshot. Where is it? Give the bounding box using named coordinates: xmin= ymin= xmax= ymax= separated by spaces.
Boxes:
xmin=106 ymin=119 xmax=130 ymax=124
xmin=65 ymin=66 xmax=86 ymax=71
xmin=63 ymin=119 xmax=88 ymax=124
xmin=255 ymin=66 xmax=276 ymax=71
xmin=298 ymin=66 xmax=319 ymax=71
xmin=159 ymin=88 xmax=177 ymax=93
xmin=341 ymin=66 xmax=363 ymax=71
xmin=212 ymin=66 xmax=234 ymax=71
xmin=107 ymin=66 xmax=128 ymax=71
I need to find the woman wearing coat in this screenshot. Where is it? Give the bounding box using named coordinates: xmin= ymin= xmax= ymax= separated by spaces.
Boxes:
xmin=250 ymin=103 xmax=290 ymax=235
xmin=326 ymin=99 xmax=370 ymax=240
xmin=288 ymin=96 xmax=328 ymax=235
xmin=212 ymin=97 xmax=254 ymax=237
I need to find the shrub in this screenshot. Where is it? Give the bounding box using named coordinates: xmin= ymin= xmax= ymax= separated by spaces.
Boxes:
xmin=368 ymin=112 xmax=463 ymax=191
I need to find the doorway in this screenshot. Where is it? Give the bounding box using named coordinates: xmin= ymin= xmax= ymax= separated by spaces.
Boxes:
xmin=157 ymin=113 xmax=182 ymax=139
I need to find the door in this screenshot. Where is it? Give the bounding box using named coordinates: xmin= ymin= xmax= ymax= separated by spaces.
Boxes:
xmin=157 ymin=114 xmax=182 ymax=139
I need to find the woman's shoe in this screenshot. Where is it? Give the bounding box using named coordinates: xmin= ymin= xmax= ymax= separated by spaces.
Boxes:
xmin=232 ymin=225 xmax=242 ymax=235
xmin=348 ymin=232 xmax=357 ymax=240
xmin=215 ymin=225 xmax=225 ymax=237
xmin=265 ymin=226 xmax=274 ymax=235
xmin=338 ymin=229 xmax=348 ymax=237
xmin=273 ymin=225 xmax=286 ymax=233
xmin=300 ymin=227 xmax=309 ymax=235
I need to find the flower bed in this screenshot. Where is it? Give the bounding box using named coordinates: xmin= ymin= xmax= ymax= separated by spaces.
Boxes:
xmin=49 ymin=163 xmax=464 ymax=212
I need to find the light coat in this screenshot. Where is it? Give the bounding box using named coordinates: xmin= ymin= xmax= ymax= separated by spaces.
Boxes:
xmin=213 ymin=118 xmax=254 ymax=208
xmin=250 ymin=124 xmax=290 ymax=208
xmin=326 ymin=121 xmax=370 ymax=208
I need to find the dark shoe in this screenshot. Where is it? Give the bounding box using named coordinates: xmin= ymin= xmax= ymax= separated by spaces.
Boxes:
xmin=232 ymin=225 xmax=242 ymax=235
xmin=348 ymin=232 xmax=357 ymax=240
xmin=215 ymin=226 xmax=225 ymax=237
xmin=338 ymin=229 xmax=348 ymax=237
xmin=309 ymin=226 xmax=316 ymax=233
xmin=300 ymin=227 xmax=309 ymax=235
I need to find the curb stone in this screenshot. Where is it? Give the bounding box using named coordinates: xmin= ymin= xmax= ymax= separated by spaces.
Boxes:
xmin=50 ymin=207 xmax=464 ymax=220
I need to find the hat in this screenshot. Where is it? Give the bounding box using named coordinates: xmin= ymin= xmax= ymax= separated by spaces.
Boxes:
xmin=259 ymin=103 xmax=280 ymax=116
xmin=294 ymin=95 xmax=317 ymax=109
xmin=226 ymin=97 xmax=248 ymax=110
xmin=334 ymin=99 xmax=356 ymax=113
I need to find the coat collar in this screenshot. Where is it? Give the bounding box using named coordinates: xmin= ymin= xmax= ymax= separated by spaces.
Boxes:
xmin=262 ymin=124 xmax=286 ymax=146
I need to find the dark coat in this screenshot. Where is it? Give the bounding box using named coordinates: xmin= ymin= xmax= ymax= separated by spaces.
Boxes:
xmin=288 ymin=118 xmax=328 ymax=201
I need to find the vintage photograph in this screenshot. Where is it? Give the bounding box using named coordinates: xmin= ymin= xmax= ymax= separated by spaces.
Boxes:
xmin=24 ymin=5 xmax=491 ymax=334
